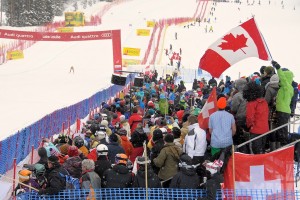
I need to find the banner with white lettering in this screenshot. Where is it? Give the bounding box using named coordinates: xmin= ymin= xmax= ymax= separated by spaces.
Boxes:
xmin=0 ymin=29 xmax=114 ymax=41
xmin=0 ymin=29 xmax=122 ymax=73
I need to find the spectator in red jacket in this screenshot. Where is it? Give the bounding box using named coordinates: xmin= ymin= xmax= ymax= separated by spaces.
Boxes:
xmin=128 ymin=107 xmax=143 ymax=133
xmin=243 ymin=82 xmax=269 ymax=154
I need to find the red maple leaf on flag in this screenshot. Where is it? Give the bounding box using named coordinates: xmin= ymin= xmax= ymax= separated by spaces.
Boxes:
xmin=218 ymin=33 xmax=248 ymax=54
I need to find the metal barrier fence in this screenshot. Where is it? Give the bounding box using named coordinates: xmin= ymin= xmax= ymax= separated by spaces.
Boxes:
xmin=18 ymin=188 xmax=207 ymax=200
xmin=216 ymin=189 xmax=300 ymax=200
xmin=0 ymin=74 xmax=133 ymax=176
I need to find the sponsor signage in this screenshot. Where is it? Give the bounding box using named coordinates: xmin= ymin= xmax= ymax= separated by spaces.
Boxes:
xmin=7 ymin=50 xmax=24 ymax=60
xmin=123 ymin=47 xmax=140 ymax=56
xmin=0 ymin=29 xmax=113 ymax=41
xmin=147 ymin=21 xmax=156 ymax=27
xmin=136 ymin=29 xmax=150 ymax=36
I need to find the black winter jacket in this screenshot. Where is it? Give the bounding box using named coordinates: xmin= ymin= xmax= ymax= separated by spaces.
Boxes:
xmin=102 ymin=164 xmax=132 ymax=188
xmin=169 ymin=167 xmax=200 ymax=189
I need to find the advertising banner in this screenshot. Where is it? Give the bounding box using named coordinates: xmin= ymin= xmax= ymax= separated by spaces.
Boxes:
xmin=111 ymin=30 xmax=123 ymax=74
xmin=0 ymin=29 xmax=113 ymax=41
xmin=6 ymin=50 xmax=24 ymax=60
xmin=123 ymin=47 xmax=140 ymax=56
xmin=122 ymin=59 xmax=141 ymax=67
xmin=136 ymin=29 xmax=150 ymax=36
xmin=147 ymin=21 xmax=156 ymax=27
xmin=0 ymin=29 xmax=122 ymax=73
xmin=57 ymin=27 xmax=74 ymax=32
xmin=65 ymin=12 xmax=85 ymax=27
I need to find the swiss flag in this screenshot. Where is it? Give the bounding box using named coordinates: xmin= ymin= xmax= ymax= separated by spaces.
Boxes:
xmin=224 ymin=146 xmax=295 ymax=199
xmin=198 ymin=87 xmax=217 ymax=130
xmin=199 ymin=18 xmax=272 ymax=78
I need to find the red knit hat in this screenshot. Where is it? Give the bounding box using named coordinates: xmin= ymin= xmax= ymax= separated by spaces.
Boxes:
xmin=68 ymin=146 xmax=79 ymax=157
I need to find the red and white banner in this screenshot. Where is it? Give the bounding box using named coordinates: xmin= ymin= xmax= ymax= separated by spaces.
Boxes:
xmin=0 ymin=29 xmax=115 ymax=41
xmin=224 ymin=146 xmax=295 ymax=199
xmin=198 ymin=87 xmax=217 ymax=130
xmin=0 ymin=29 xmax=123 ymax=73
xmin=199 ymin=18 xmax=271 ymax=78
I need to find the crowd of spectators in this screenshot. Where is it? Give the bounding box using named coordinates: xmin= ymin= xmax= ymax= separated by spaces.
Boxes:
xmin=13 ymin=61 xmax=299 ymax=199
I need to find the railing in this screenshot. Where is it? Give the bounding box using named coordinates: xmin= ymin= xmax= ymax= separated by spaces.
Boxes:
xmin=216 ymin=189 xmax=300 ymax=199
xmin=18 ymin=189 xmax=300 ymax=200
xmin=18 ymin=188 xmax=207 ymax=200
xmin=237 ymin=116 xmax=300 ymax=150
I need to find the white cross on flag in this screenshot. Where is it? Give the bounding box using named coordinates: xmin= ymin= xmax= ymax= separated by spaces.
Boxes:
xmin=198 ymin=87 xmax=217 ymax=130
xmin=199 ymin=18 xmax=272 ymax=78
xmin=224 ymin=146 xmax=295 ymax=199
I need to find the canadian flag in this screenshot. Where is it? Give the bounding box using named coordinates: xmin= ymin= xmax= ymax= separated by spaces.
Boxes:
xmin=199 ymin=18 xmax=272 ymax=78
xmin=224 ymin=146 xmax=295 ymax=199
xmin=198 ymin=87 xmax=217 ymax=130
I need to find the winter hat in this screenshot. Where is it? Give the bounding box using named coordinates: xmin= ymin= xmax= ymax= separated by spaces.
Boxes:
xmin=101 ymin=120 xmax=109 ymax=127
xmin=234 ymin=78 xmax=247 ymax=91
xmin=109 ymin=134 xmax=118 ymax=143
xmin=59 ymin=144 xmax=70 ymax=155
xmin=38 ymin=147 xmax=47 ymax=158
xmin=68 ymin=146 xmax=79 ymax=157
xmin=18 ymin=169 xmax=32 ymax=183
xmin=179 ymin=154 xmax=193 ymax=166
xmin=164 ymin=134 xmax=174 ymax=143
xmin=49 ymin=147 xmax=60 ymax=157
xmin=217 ymin=97 xmax=227 ymax=109
xmin=136 ymin=156 xmax=151 ymax=165
xmin=152 ymin=129 xmax=163 ymax=142
xmin=264 ymin=66 xmax=275 ymax=75
xmin=95 ymin=130 xmax=106 ymax=140
xmin=117 ymin=128 xmax=127 ymax=136
xmin=119 ymin=115 xmax=126 ymax=122
xmin=48 ymin=155 xmax=59 ymax=163
xmin=269 ymin=74 xmax=279 ymax=83
xmin=260 ymin=66 xmax=266 ymax=74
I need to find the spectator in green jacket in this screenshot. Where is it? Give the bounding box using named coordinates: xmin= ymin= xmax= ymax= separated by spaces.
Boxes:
xmin=272 ymin=61 xmax=294 ymax=147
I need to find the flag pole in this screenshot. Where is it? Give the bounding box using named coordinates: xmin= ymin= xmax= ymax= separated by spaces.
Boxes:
xmin=253 ymin=17 xmax=273 ymax=60
xmin=232 ymin=145 xmax=236 ymax=200
xmin=143 ymin=142 xmax=148 ymax=200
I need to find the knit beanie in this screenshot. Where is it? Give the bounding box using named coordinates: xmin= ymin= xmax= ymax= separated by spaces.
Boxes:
xmin=217 ymin=97 xmax=227 ymax=109
xmin=49 ymin=147 xmax=60 ymax=157
xmin=68 ymin=146 xmax=79 ymax=157
xmin=18 ymin=169 xmax=32 ymax=183
xmin=101 ymin=120 xmax=109 ymax=127
xmin=264 ymin=66 xmax=275 ymax=75
xmin=59 ymin=144 xmax=70 ymax=155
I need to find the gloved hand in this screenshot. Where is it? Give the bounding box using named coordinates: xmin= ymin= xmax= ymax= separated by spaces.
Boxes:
xmin=38 ymin=189 xmax=45 ymax=195
xmin=271 ymin=60 xmax=281 ymax=70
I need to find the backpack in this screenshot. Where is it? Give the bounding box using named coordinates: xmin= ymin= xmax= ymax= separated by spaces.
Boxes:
xmin=59 ymin=172 xmax=80 ymax=190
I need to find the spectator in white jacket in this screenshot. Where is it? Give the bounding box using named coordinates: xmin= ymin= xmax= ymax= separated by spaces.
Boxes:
xmin=183 ymin=115 xmax=207 ymax=165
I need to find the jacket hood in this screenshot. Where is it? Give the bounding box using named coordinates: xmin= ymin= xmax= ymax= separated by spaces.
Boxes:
xmin=234 ymin=78 xmax=247 ymax=92
xmin=120 ymin=135 xmax=129 ymax=142
xmin=164 ymin=143 xmax=182 ymax=159
xmin=113 ymin=164 xmax=129 ymax=174
xmin=281 ymin=70 xmax=294 ymax=85
xmin=137 ymin=168 xmax=154 ymax=178
xmin=181 ymin=167 xmax=197 ymax=176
